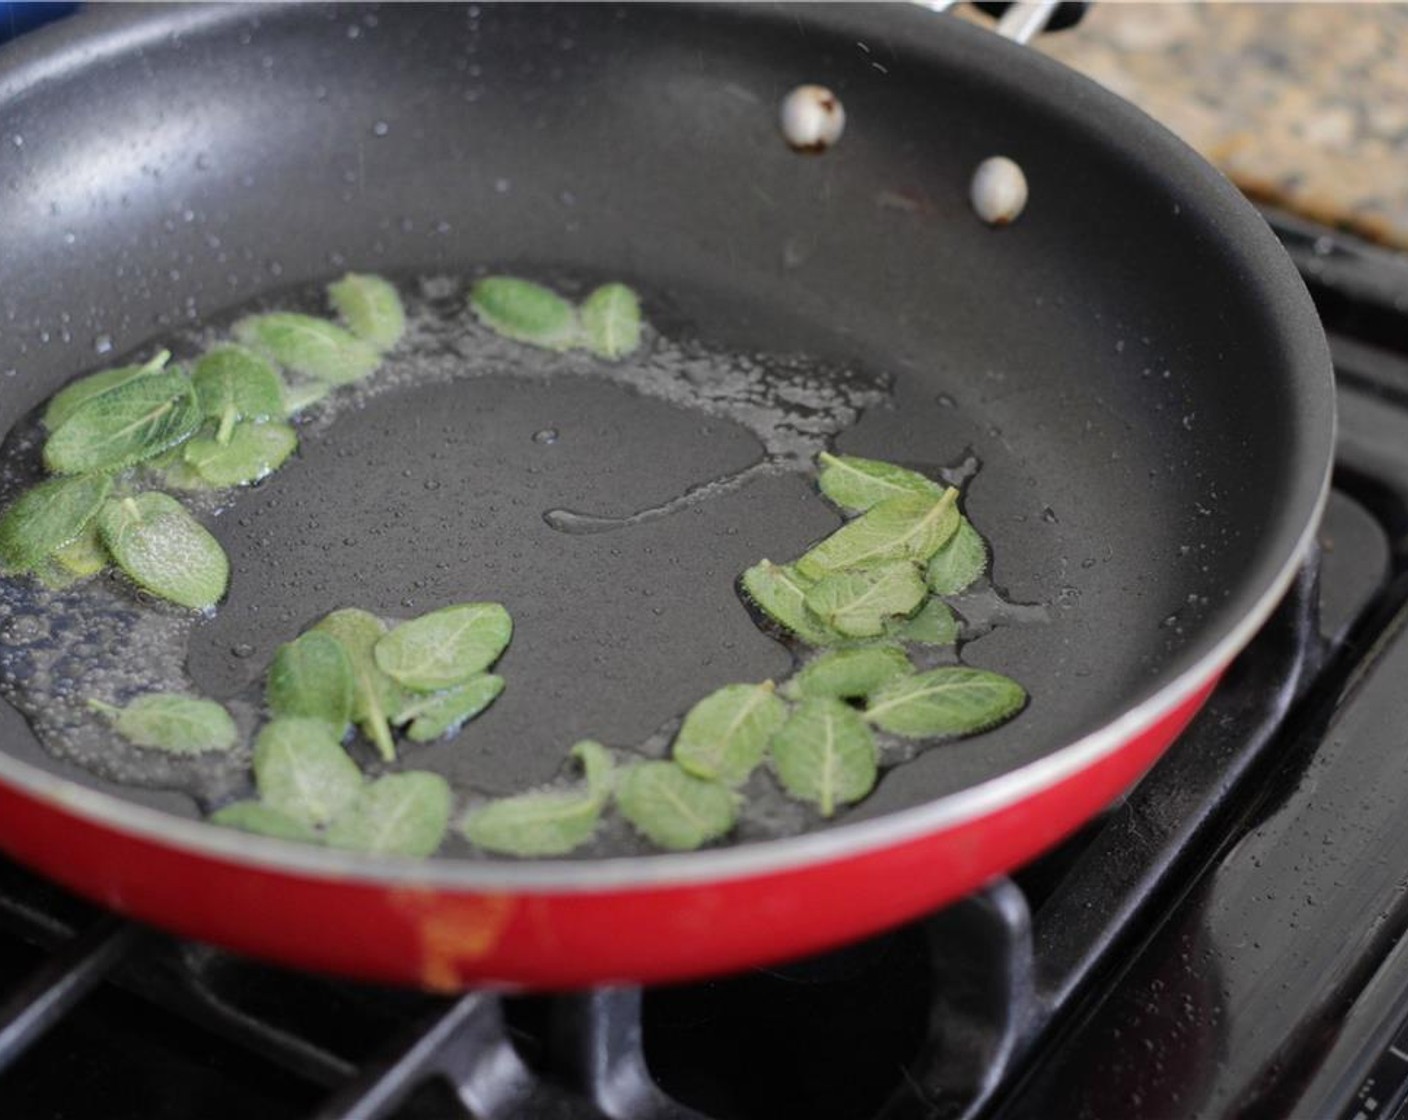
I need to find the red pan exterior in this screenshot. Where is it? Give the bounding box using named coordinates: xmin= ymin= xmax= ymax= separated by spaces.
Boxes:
xmin=0 ymin=674 xmax=1216 ymax=990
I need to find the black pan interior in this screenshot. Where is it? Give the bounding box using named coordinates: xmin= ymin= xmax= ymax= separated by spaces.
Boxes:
xmin=0 ymin=4 xmax=1331 ymax=838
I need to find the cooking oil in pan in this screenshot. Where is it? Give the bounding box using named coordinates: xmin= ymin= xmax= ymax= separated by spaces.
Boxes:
xmin=0 ymin=274 xmax=1048 ymax=849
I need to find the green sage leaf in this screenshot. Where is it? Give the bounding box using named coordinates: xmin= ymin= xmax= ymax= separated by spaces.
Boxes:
xmin=253 ymin=717 xmax=363 ymax=828
xmin=394 ymin=673 xmax=504 ymax=743
xmin=461 ymin=741 xmax=614 ymax=857
xmin=49 ymin=521 xmax=109 ymax=580
xmin=43 ymin=350 xmax=171 ymax=431
xmin=374 ymin=603 xmax=513 ymax=692
xmin=469 ymin=276 xmax=579 ymax=350
xmin=191 ymin=345 xmax=285 ymax=440
xmin=313 ymin=608 xmax=403 ymax=762
xmin=281 ymin=380 xmax=335 ymax=416
xmin=770 ymin=697 xmax=878 ymax=817
xmin=233 ymin=312 xmax=381 ymax=385
xmin=97 ymin=492 xmax=229 ymax=610
xmin=580 ymin=283 xmax=642 ymax=359
xmin=795 ymin=489 xmax=960 ymax=579
xmin=802 ymin=560 xmax=926 ymax=638
xmin=925 ymin=516 xmax=987 ymax=595
xmin=815 ymin=452 xmax=942 ymax=512
xmin=90 ymin=693 xmax=238 ymax=754
xmin=267 ymin=630 xmax=354 ymax=736
xmin=784 ymin=644 xmax=913 ymax=701
xmin=210 ymin=801 xmax=318 ymax=843
xmin=325 ymin=771 xmax=452 ymax=857
xmin=616 ymin=761 xmax=738 ymax=851
xmin=182 ymin=420 xmax=298 ymax=487
xmin=44 ymin=369 xmax=201 ymax=475
xmin=0 ymin=474 xmax=112 ymax=573
xmin=865 ymin=666 xmax=1027 ymax=739
xmin=886 ymin=597 xmax=960 ymax=646
xmin=672 ymin=681 xmax=788 ymax=786
xmin=328 ymin=272 xmax=406 ymax=352
xmin=739 ymin=559 xmax=840 ymax=646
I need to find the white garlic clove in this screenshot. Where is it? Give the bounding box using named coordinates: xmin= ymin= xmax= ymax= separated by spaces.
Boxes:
xmin=779 ymin=85 xmax=846 ymax=154
xmin=970 ymin=156 xmax=1029 ymax=226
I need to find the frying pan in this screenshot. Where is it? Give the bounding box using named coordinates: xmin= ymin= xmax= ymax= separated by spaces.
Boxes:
xmin=0 ymin=2 xmax=1333 ymax=989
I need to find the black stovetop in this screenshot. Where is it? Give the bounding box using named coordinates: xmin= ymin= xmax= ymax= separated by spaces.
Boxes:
xmin=0 ymin=99 xmax=1405 ymax=1116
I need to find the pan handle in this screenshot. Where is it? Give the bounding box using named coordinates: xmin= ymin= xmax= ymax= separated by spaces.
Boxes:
xmin=915 ymin=1 xmax=1089 ymax=45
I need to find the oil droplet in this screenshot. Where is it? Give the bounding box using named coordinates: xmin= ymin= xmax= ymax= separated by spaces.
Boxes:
xmin=372 ymin=121 xmax=390 ymax=137
xmin=93 ymin=334 xmax=113 ymax=355
xmin=1041 ymin=506 xmax=1058 ymax=524
xmin=532 ymin=427 xmax=559 ymax=445
xmin=936 ymin=393 xmax=957 ymax=409
xmin=230 ymin=643 xmax=254 ymax=659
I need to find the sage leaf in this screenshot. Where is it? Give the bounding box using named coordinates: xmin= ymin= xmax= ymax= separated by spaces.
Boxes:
xmin=784 ymin=644 xmax=913 ymax=701
xmin=739 ymin=559 xmax=840 ymax=646
xmin=865 ymin=666 xmax=1027 ymax=739
xmin=886 ymin=597 xmax=960 ymax=646
xmin=182 ymin=420 xmax=298 ymax=487
xmin=210 ymin=801 xmax=318 ymax=843
xmin=394 ymin=674 xmax=504 ymax=743
xmin=43 ymin=350 xmax=170 ymax=431
xmin=461 ymin=741 xmax=614 ymax=857
xmin=281 ymin=379 xmax=335 ymax=416
xmin=328 ymin=272 xmax=406 ymax=351
xmin=802 ymin=560 xmax=926 ymax=638
xmin=191 ymin=345 xmax=285 ymax=441
xmin=325 ymin=771 xmax=452 ymax=857
xmin=616 ymin=761 xmax=738 ymax=851
xmin=44 ymin=369 xmax=201 ymax=475
xmin=795 ymin=489 xmax=960 ymax=579
xmin=253 ymin=717 xmax=363 ymax=829
xmin=374 ymin=603 xmax=513 ymax=692
xmin=926 ymin=516 xmax=987 ymax=595
xmin=314 ymin=608 xmax=403 ymax=762
xmin=672 ymin=681 xmax=788 ymax=786
xmin=267 ymin=630 xmax=354 ymax=736
xmin=815 ymin=452 xmax=942 ymax=512
xmin=580 ymin=283 xmax=642 ymax=359
xmin=233 ymin=312 xmax=380 ymax=385
xmin=50 ymin=521 xmax=109 ymax=580
xmin=470 ymin=276 xmax=579 ymax=350
xmin=770 ymin=697 xmax=878 ymax=817
xmin=97 ymin=492 xmax=229 ymax=610
xmin=90 ymin=693 xmax=238 ymax=754
xmin=0 ymin=474 xmax=112 ymax=573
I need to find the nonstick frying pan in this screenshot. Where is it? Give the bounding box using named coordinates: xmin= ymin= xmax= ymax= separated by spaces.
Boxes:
xmin=0 ymin=3 xmax=1333 ymax=989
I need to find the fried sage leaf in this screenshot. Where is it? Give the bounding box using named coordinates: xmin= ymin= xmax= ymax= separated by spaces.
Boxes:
xmin=374 ymin=603 xmax=513 ymax=692
xmin=314 ymin=608 xmax=403 ymax=762
xmin=925 ymin=516 xmax=987 ymax=596
xmin=328 ymin=272 xmax=406 ymax=352
xmin=233 ymin=312 xmax=381 ymax=385
xmin=865 ymin=666 xmax=1026 ymax=739
xmin=253 ymin=717 xmax=363 ymax=829
xmin=815 ymin=452 xmax=942 ymax=512
xmin=616 ymin=761 xmax=738 ymax=852
xmin=886 ymin=597 xmax=960 ymax=647
xmin=182 ymin=420 xmax=298 ymax=487
xmin=395 ymin=673 xmax=504 ymax=743
xmin=0 ymin=473 xmax=112 ymax=573
xmin=469 ymin=276 xmax=579 ymax=350
xmin=97 ymin=492 xmax=229 ymax=609
xmin=802 ymin=561 xmax=926 ymax=639
xmin=44 ymin=369 xmax=201 ymax=475
xmin=462 ymin=741 xmax=614 ymax=857
xmin=210 ymin=801 xmax=318 ymax=843
xmin=673 ymin=682 xmax=788 ymax=787
xmin=580 ymin=283 xmax=642 ymax=359
xmin=43 ymin=350 xmax=171 ymax=431
xmin=192 ymin=345 xmax=285 ymax=441
xmin=325 ymin=771 xmax=453 ymax=857
xmin=795 ymin=489 xmax=960 ymax=579
xmin=90 ymin=693 xmax=238 ymax=754
xmin=771 ymin=697 xmax=878 ymax=817
xmin=784 ymin=644 xmax=913 ymax=702
xmin=267 ymin=630 xmax=354 ymax=736
xmin=739 ymin=559 xmax=840 ymax=646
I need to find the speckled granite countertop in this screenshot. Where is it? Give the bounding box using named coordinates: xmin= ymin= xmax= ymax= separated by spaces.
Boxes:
xmin=1034 ymin=3 xmax=1408 ymax=250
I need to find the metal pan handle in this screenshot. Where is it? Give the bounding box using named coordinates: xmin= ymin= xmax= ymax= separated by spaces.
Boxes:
xmin=916 ymin=1 xmax=1089 ymax=45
